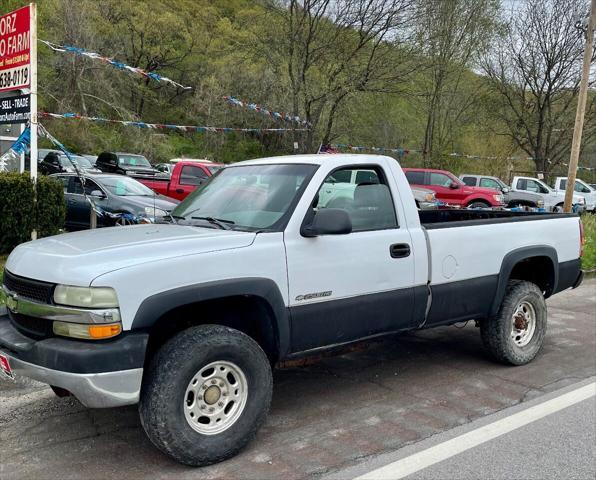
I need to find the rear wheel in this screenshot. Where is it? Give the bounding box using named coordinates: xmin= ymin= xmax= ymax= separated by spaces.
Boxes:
xmin=553 ymin=203 xmax=564 ymax=213
xmin=480 ymin=280 xmax=547 ymax=365
xmin=139 ymin=325 xmax=273 ymax=466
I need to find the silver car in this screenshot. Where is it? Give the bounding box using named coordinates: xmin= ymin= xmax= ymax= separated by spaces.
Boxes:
xmin=460 ymin=174 xmax=544 ymax=209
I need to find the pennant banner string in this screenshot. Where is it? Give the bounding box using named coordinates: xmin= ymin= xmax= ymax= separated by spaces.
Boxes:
xmin=39 ymin=39 xmax=193 ymax=90
xmin=39 ymin=112 xmax=308 ymax=133
xmin=223 ymin=96 xmax=311 ymax=128
xmin=0 ymin=127 xmax=31 ymax=172
xmin=326 ymin=143 xmax=593 ymax=169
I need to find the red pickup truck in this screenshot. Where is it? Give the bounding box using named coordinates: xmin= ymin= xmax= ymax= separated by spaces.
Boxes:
xmin=403 ymin=168 xmax=505 ymax=208
xmin=138 ymin=160 xmax=223 ymax=201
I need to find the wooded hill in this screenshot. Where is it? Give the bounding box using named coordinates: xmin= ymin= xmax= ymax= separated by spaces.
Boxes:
xmin=5 ymin=0 xmax=595 ymax=181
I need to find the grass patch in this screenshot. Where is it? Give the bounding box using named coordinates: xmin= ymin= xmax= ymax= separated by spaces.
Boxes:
xmin=581 ymin=214 xmax=596 ymax=271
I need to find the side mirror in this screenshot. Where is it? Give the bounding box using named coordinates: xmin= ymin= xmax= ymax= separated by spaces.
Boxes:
xmin=502 ymin=187 xmax=510 ymax=193
xmin=301 ymin=208 xmax=352 ymax=237
xmin=449 ymin=182 xmax=460 ymax=189
xmin=90 ymin=190 xmax=105 ymax=198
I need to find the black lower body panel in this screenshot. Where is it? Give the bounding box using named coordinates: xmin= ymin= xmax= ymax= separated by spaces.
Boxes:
xmin=554 ymin=259 xmax=583 ymax=294
xmin=289 ymin=286 xmax=425 ymax=353
xmin=425 ymin=275 xmax=498 ymax=327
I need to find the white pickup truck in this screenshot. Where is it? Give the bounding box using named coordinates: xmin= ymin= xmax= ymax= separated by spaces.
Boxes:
xmin=0 ymin=155 xmax=584 ymax=466
xmin=511 ymin=175 xmax=586 ymax=212
xmin=553 ymin=177 xmax=596 ymax=212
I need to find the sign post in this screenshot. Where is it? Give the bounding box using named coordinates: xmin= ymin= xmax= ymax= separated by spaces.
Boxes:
xmin=29 ymin=3 xmax=37 ymax=185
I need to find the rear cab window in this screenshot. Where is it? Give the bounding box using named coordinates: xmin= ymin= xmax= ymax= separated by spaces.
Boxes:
xmin=405 ymin=171 xmax=425 ymax=185
xmin=461 ymin=176 xmax=477 ymax=186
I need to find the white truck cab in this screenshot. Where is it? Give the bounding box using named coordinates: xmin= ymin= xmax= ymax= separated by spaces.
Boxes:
xmin=511 ymin=176 xmax=585 ymax=212
xmin=553 ymin=177 xmax=596 ymax=212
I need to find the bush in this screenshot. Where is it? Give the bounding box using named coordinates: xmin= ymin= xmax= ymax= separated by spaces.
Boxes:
xmin=581 ymin=214 xmax=596 ymax=271
xmin=36 ymin=176 xmax=66 ymax=238
xmin=0 ymin=173 xmax=65 ymax=254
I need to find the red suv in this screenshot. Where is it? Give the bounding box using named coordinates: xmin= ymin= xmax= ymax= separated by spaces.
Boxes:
xmin=403 ymin=168 xmax=504 ymax=208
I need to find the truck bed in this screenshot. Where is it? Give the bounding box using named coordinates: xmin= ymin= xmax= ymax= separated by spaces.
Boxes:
xmin=419 ymin=209 xmax=577 ymax=229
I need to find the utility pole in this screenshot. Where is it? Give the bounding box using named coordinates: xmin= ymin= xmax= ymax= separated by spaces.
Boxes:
xmin=564 ymin=0 xmax=596 ymax=213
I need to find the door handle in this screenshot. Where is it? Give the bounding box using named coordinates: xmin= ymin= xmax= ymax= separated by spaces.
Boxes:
xmin=390 ymin=243 xmax=410 ymax=258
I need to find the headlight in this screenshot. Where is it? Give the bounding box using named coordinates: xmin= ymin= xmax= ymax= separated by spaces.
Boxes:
xmin=424 ymin=193 xmax=435 ymax=202
xmin=537 ymin=199 xmax=544 ymax=207
xmin=493 ymin=194 xmax=504 ymax=203
xmin=54 ymin=285 xmax=119 ymax=308
xmin=53 ymin=321 xmax=122 ymax=340
xmin=144 ymin=206 xmax=168 ymax=217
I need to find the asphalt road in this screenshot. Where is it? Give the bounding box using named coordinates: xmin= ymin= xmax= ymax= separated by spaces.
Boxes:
xmin=1 ymin=279 xmax=595 ymax=479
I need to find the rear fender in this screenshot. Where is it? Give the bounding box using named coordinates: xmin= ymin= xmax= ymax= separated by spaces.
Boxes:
xmin=490 ymin=246 xmax=558 ymax=317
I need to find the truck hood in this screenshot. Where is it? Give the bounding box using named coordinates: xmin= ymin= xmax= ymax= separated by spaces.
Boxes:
xmin=5 ymin=225 xmax=256 ymax=286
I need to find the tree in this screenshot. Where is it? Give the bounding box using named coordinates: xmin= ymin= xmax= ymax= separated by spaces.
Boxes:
xmin=413 ymin=0 xmax=500 ymax=165
xmin=483 ymin=0 xmax=596 ymax=174
xmin=258 ymin=0 xmax=418 ymax=152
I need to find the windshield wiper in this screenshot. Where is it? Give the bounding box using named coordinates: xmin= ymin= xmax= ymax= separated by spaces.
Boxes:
xmin=191 ymin=216 xmax=235 ymax=230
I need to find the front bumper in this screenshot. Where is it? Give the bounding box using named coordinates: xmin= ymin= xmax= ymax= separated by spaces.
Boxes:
xmin=0 ymin=309 xmax=147 ymax=408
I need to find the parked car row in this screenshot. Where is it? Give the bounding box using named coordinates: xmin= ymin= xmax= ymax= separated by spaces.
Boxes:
xmin=402 ymin=167 xmax=590 ymax=212
xmin=31 ymin=148 xmax=592 ymax=231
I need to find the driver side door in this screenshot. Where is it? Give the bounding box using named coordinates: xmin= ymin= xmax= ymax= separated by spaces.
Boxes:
xmin=284 ymin=164 xmax=417 ymax=353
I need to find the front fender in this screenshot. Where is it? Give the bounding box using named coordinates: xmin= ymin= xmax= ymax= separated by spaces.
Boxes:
xmin=131 ymin=277 xmax=290 ymax=357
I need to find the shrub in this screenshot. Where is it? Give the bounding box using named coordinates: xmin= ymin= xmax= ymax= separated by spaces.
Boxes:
xmin=36 ymin=176 xmax=66 ymax=238
xmin=0 ymin=173 xmax=65 ymax=254
xmin=581 ymin=214 xmax=596 ymax=271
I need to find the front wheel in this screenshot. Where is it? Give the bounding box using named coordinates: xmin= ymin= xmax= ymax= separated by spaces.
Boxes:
xmin=139 ymin=325 xmax=273 ymax=466
xmin=553 ymin=203 xmax=564 ymax=213
xmin=480 ymin=280 xmax=547 ymax=365
xmin=467 ymin=201 xmax=490 ymax=209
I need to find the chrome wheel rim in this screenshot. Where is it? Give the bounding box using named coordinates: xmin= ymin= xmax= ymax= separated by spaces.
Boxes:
xmin=183 ymin=360 xmax=248 ymax=435
xmin=511 ymin=301 xmax=536 ymax=347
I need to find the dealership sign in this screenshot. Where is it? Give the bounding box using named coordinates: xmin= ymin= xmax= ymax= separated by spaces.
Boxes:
xmin=0 ymin=5 xmax=31 ymax=92
xmin=0 ymin=93 xmax=30 ymax=124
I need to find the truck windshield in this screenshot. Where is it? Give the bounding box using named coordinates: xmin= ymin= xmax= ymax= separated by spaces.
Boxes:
xmin=172 ymin=164 xmax=317 ymax=231
xmin=118 ymin=155 xmax=151 ymax=167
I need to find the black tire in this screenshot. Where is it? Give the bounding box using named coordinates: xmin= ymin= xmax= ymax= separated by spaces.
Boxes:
xmin=139 ymin=325 xmax=273 ymax=466
xmin=553 ymin=203 xmax=564 ymax=213
xmin=467 ymin=200 xmax=490 ymax=209
xmin=480 ymin=280 xmax=547 ymax=365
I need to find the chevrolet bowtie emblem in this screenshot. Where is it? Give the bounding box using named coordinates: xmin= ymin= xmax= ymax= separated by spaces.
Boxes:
xmin=6 ymin=292 xmax=18 ymax=313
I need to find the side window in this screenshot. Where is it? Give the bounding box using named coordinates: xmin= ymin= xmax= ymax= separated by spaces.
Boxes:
xmin=559 ymin=179 xmax=567 ymax=189
xmin=355 ymin=169 xmax=380 ymax=185
xmin=516 ymin=179 xmax=527 ymax=190
xmin=180 ymin=165 xmax=209 ymax=185
xmin=574 ymin=181 xmax=587 ymax=193
xmin=83 ymin=180 xmax=101 ymax=195
xmin=315 ymin=166 xmax=398 ymax=232
xmin=429 ymin=173 xmax=452 ymax=187
xmin=55 ymin=176 xmax=69 ymax=192
xmin=405 ymin=171 xmax=425 ymax=185
xmin=480 ymin=178 xmax=501 ymax=190
xmin=68 ymin=177 xmax=84 ymax=195
xmin=328 ymin=169 xmax=351 ymax=183
xmin=526 ymin=180 xmax=547 ymax=194
xmin=461 ymin=176 xmax=477 ymax=186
